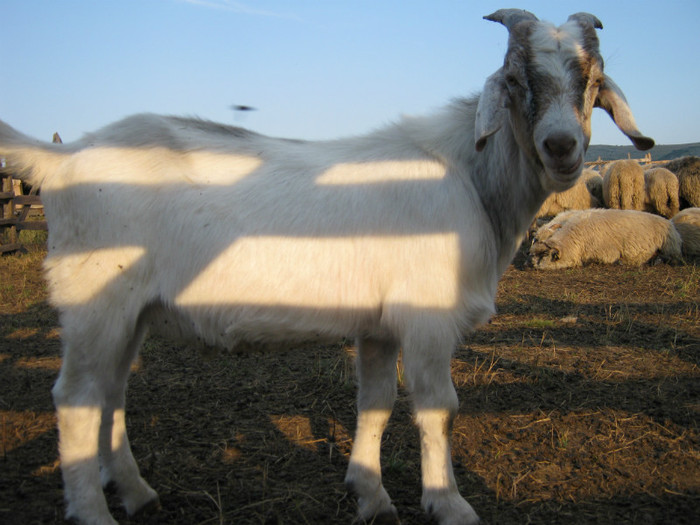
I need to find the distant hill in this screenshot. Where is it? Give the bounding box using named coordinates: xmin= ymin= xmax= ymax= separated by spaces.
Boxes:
xmin=585 ymin=142 xmax=700 ymax=163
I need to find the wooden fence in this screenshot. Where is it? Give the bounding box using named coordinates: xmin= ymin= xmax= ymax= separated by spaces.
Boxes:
xmin=584 ymin=151 xmax=667 ymax=169
xmin=0 ymin=133 xmax=59 ymax=253
xmin=0 ymin=173 xmax=47 ymax=253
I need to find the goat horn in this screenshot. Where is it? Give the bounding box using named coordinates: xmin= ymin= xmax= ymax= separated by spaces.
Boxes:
xmin=484 ymin=9 xmax=538 ymax=30
xmin=567 ymin=13 xmax=603 ymax=30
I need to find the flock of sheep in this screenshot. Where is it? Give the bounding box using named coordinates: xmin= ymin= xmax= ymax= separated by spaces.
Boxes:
xmin=527 ymin=155 xmax=700 ymax=269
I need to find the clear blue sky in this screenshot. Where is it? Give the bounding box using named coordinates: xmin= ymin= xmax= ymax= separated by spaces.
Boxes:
xmin=1 ymin=1 xmax=698 ymax=148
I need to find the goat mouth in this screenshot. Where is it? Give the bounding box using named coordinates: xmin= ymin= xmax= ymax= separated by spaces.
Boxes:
xmin=560 ymin=157 xmax=583 ymax=175
xmin=548 ymin=156 xmax=583 ymax=179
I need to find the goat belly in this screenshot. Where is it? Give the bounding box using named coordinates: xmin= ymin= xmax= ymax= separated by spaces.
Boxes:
xmin=143 ymin=302 xmax=371 ymax=352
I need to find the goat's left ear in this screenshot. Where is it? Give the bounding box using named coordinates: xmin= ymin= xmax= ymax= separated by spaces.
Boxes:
xmin=475 ymin=69 xmax=508 ymax=152
xmin=595 ymin=75 xmax=654 ymax=150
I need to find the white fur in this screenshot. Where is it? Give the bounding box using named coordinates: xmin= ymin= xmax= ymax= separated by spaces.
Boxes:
xmin=0 ymin=10 xmax=653 ymax=525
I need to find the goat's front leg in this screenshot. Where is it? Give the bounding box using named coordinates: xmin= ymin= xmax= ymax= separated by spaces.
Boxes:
xmin=345 ymin=337 xmax=400 ymax=524
xmin=54 ymin=313 xmax=158 ymax=525
xmin=402 ymin=332 xmax=480 ymax=525
xmin=53 ymin=358 xmax=117 ymax=525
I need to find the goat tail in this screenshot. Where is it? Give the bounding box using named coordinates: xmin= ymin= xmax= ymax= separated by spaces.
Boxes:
xmin=0 ymin=120 xmax=69 ymax=188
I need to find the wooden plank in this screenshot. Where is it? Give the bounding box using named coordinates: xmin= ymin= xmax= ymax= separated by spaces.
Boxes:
xmin=16 ymin=221 xmax=48 ymax=231
xmin=13 ymin=195 xmax=43 ymax=206
xmin=0 ymin=243 xmax=22 ymax=254
xmin=0 ymin=191 xmax=14 ymax=200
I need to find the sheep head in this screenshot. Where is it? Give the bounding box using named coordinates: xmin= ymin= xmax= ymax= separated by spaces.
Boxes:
xmin=527 ymin=238 xmax=562 ymax=269
xmin=476 ymin=9 xmax=654 ymax=193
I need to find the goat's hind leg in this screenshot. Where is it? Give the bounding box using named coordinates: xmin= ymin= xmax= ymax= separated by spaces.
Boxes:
xmin=97 ymin=318 xmax=159 ymax=516
xmin=345 ymin=337 xmax=400 ymax=524
xmin=53 ymin=312 xmax=157 ymax=524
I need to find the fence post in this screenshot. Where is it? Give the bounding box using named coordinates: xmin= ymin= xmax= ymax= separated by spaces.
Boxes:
xmin=0 ymin=132 xmax=56 ymax=253
xmin=0 ymin=172 xmax=21 ymax=253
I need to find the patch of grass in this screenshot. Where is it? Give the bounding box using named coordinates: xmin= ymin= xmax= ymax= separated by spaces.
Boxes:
xmin=672 ymin=265 xmax=699 ymax=298
xmin=605 ymin=303 xmax=635 ymax=335
xmin=18 ymin=229 xmax=48 ymax=246
xmin=0 ymin=247 xmax=47 ymax=311
xmin=522 ymin=318 xmax=557 ymax=329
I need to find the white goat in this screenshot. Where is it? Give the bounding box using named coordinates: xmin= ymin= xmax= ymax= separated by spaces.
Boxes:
xmin=0 ymin=9 xmax=653 ymax=525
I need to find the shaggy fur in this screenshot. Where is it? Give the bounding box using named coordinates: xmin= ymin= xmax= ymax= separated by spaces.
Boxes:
xmin=644 ymin=167 xmax=680 ymax=218
xmin=536 ymin=168 xmax=602 ymax=218
xmin=528 ymin=209 xmax=681 ymax=269
xmin=671 ymin=207 xmax=700 ymax=256
xmin=0 ymin=9 xmax=653 ymax=525
xmin=664 ymin=156 xmax=700 ymax=208
xmin=583 ymin=168 xmax=604 ymax=204
xmin=602 ymin=159 xmax=646 ymax=210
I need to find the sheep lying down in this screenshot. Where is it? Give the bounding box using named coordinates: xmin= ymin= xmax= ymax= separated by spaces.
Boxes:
xmin=528 ymin=209 xmax=682 ymax=269
xmin=671 ymin=207 xmax=700 ymax=256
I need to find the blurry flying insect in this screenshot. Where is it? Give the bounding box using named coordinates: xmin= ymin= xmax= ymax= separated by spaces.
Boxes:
xmin=230 ymin=105 xmax=257 ymax=112
xmin=230 ymin=104 xmax=257 ymax=123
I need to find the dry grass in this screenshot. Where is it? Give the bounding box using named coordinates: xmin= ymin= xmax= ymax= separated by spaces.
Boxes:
xmin=0 ymin=246 xmax=698 ymax=524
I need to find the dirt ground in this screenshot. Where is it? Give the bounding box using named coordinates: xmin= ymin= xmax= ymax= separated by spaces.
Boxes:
xmin=0 ymin=245 xmax=698 ymax=524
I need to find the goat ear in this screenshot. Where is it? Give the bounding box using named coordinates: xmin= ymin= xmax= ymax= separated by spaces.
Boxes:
xmin=475 ymin=69 xmax=508 ymax=152
xmin=595 ymin=75 xmax=654 ymax=151
xmin=484 ymin=9 xmax=538 ymax=30
xmin=567 ymin=13 xmax=603 ymax=30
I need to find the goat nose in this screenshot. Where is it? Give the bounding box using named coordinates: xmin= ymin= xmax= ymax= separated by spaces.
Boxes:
xmin=543 ymin=133 xmax=577 ymax=159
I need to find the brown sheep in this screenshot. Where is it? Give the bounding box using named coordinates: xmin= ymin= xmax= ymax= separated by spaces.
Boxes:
xmin=664 ymin=156 xmax=700 ymax=208
xmin=602 ymin=159 xmax=645 ymax=210
xmin=644 ymin=167 xmax=680 ymax=218
xmin=535 ymin=168 xmax=603 ymax=218
xmin=671 ymin=207 xmax=700 ymax=256
xmin=583 ymin=168 xmax=604 ymax=204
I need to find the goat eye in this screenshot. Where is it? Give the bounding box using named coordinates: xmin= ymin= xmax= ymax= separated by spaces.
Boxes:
xmin=505 ymin=74 xmax=522 ymax=90
xmin=551 ymin=251 xmax=559 ymax=261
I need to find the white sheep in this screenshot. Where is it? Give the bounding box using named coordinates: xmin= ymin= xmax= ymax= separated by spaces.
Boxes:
xmin=535 ymin=168 xmax=603 ymax=218
xmin=602 ymin=159 xmax=646 ymax=210
xmin=0 ymin=9 xmax=654 ymax=525
xmin=644 ymin=167 xmax=680 ymax=218
xmin=671 ymin=207 xmax=700 ymax=257
xmin=664 ymin=156 xmax=700 ymax=208
xmin=528 ymin=209 xmax=681 ymax=269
